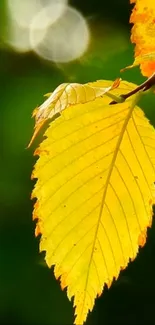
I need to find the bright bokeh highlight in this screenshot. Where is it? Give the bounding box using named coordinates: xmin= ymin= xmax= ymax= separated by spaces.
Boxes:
xmin=30 ymin=6 xmax=90 ymax=63
xmin=5 ymin=0 xmax=90 ymax=63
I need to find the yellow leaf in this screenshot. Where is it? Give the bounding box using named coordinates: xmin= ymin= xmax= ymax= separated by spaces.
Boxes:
xmin=124 ymin=0 xmax=155 ymax=77
xmin=28 ymin=78 xmax=120 ymax=148
xmin=31 ymin=80 xmax=155 ymax=324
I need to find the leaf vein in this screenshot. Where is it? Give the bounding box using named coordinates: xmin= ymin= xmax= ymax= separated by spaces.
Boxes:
xmin=97 ymin=238 xmax=109 ymax=280
xmin=100 ymin=215 xmax=118 ymax=275
xmin=78 ymin=100 xmax=135 ymax=322
xmin=126 ymin=128 xmax=153 ymax=197
xmin=114 ymin=165 xmax=142 ymax=233
xmin=36 ymin=115 xmax=125 ymax=174
xmin=41 ymin=161 xmax=111 ymax=216
xmin=119 ymin=149 xmax=148 ymax=216
xmin=36 ymin=132 xmax=118 ymax=195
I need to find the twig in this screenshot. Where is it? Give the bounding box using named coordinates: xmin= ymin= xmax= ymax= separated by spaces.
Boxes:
xmin=110 ymin=72 xmax=155 ymax=105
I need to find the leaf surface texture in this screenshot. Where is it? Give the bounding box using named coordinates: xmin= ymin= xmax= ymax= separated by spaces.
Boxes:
xmin=32 ymin=80 xmax=155 ymax=324
xmin=126 ymin=0 xmax=155 ymax=76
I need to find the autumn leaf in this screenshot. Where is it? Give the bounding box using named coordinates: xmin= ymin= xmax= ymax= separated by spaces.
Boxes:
xmin=123 ymin=0 xmax=155 ymax=77
xmin=31 ymin=79 xmax=155 ymax=324
xmin=28 ymin=78 xmax=120 ymax=148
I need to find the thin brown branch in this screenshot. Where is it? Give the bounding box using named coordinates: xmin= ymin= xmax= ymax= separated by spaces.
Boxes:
xmin=110 ymin=72 xmax=155 ymax=105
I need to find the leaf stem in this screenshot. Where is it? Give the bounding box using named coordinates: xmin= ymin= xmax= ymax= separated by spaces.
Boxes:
xmin=110 ymin=72 xmax=155 ymax=105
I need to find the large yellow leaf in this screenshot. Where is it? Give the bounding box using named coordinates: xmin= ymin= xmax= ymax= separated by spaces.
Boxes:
xmin=31 ymin=80 xmax=155 ymax=324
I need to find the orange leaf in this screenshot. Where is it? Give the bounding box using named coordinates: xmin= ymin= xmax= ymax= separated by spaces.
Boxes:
xmin=124 ymin=0 xmax=155 ymax=77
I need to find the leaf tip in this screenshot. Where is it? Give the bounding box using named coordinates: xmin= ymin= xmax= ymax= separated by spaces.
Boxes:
xmin=60 ymin=273 xmax=68 ymax=290
xmin=32 ymin=106 xmax=39 ymax=118
xmin=27 ymin=120 xmax=46 ymax=148
xmin=35 ymin=223 xmax=41 ymax=237
xmin=138 ymin=229 xmax=147 ymax=248
xmin=112 ymin=77 xmax=122 ymax=89
xmin=34 ymin=148 xmax=49 ymax=156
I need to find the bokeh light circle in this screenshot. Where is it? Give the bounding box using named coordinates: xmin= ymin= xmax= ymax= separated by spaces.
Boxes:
xmin=5 ymin=19 xmax=32 ymax=52
xmin=30 ymin=6 xmax=90 ymax=63
xmin=5 ymin=0 xmax=68 ymax=53
xmin=7 ymin=0 xmax=68 ymax=28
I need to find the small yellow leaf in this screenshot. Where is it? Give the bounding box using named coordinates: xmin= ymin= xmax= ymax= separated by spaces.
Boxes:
xmin=31 ymin=80 xmax=155 ymax=324
xmin=28 ymin=78 xmax=120 ymax=148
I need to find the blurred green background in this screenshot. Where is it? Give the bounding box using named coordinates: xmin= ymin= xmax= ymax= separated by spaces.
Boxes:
xmin=1 ymin=0 xmax=155 ymax=324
